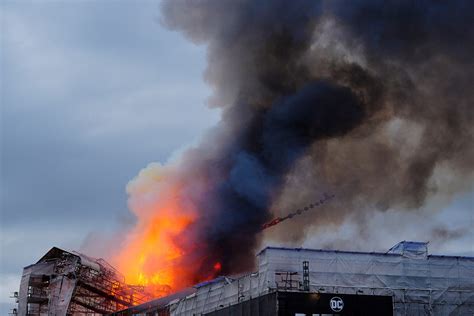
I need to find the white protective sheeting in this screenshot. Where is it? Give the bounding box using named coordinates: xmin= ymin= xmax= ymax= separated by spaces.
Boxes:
xmin=169 ymin=242 xmax=474 ymax=316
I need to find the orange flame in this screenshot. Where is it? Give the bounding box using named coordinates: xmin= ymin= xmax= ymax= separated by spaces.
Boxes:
xmin=114 ymin=193 xmax=195 ymax=295
xmin=112 ymin=163 xmax=216 ymax=298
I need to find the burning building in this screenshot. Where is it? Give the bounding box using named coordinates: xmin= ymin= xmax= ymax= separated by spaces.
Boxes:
xmin=111 ymin=0 xmax=474 ymax=294
xmin=110 ymin=241 xmax=474 ymax=315
xmin=13 ymin=0 xmax=474 ymax=314
xmin=14 ymin=241 xmax=474 ymax=315
xmin=16 ymin=247 xmax=152 ymax=315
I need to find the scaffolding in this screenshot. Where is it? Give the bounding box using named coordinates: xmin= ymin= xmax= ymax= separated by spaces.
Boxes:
xmin=17 ymin=247 xmax=152 ymax=316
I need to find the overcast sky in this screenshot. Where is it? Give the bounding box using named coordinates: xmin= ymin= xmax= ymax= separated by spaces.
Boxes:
xmin=0 ymin=1 xmax=472 ymax=315
xmin=0 ymin=1 xmax=218 ymax=313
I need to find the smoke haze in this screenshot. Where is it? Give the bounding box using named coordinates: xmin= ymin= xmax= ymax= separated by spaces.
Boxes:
xmin=117 ymin=0 xmax=474 ymax=284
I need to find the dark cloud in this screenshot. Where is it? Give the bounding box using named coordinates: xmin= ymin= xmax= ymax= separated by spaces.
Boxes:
xmin=158 ymin=0 xmax=474 ymax=277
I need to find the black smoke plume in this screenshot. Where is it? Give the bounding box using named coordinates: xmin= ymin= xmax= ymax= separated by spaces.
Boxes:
xmin=155 ymin=0 xmax=474 ymax=277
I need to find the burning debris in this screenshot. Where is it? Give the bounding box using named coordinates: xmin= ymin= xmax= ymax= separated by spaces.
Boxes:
xmin=111 ymin=0 xmax=474 ymax=297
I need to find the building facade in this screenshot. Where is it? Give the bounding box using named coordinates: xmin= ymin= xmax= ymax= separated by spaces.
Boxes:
xmin=112 ymin=241 xmax=474 ymax=316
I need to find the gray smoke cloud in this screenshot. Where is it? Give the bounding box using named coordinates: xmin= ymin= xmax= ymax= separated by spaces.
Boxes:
xmin=153 ymin=0 xmax=473 ymax=276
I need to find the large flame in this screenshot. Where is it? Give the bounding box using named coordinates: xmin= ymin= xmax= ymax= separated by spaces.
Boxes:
xmin=113 ymin=163 xmax=218 ymax=297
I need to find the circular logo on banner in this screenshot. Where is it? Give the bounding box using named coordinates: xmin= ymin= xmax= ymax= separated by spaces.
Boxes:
xmin=330 ymin=296 xmax=344 ymax=312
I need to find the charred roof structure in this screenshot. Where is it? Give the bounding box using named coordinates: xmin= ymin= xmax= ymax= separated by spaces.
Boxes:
xmin=17 ymin=247 xmax=152 ymax=316
xmin=111 ymin=241 xmax=474 ymax=316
